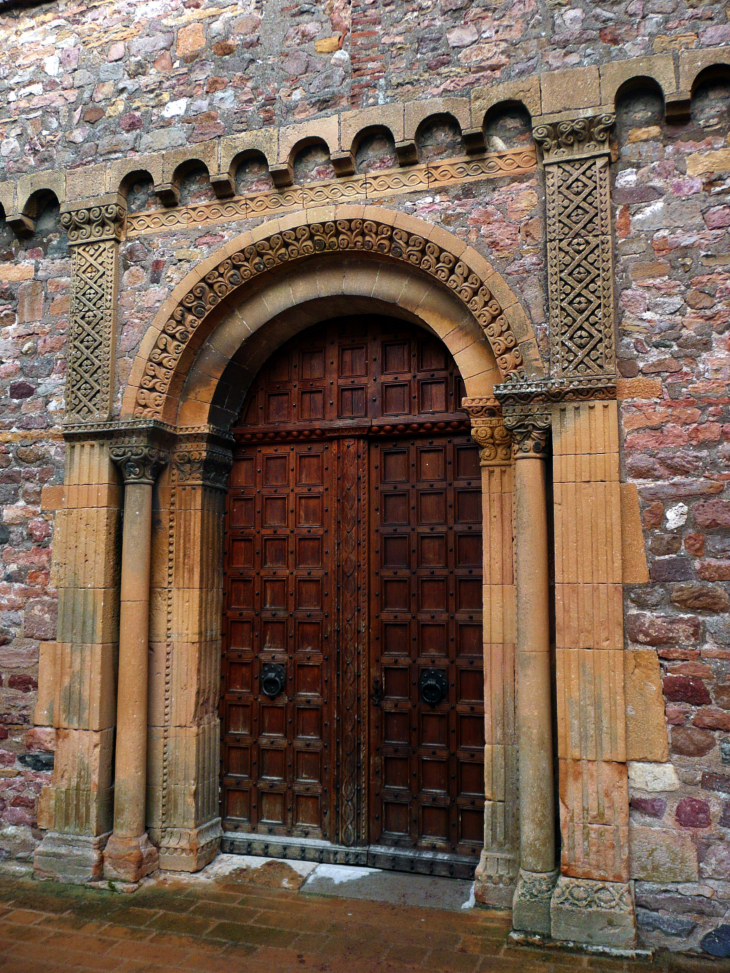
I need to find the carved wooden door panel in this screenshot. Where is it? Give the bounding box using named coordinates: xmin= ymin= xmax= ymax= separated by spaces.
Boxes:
xmin=368 ymin=435 xmax=485 ymax=874
xmin=220 ymin=317 xmax=484 ymax=875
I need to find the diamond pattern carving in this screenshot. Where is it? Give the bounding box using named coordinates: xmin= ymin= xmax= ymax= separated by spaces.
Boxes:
xmin=62 ymin=199 xmax=124 ymax=422
xmin=67 ymin=241 xmax=116 ymax=420
xmin=540 ymin=123 xmax=615 ymax=381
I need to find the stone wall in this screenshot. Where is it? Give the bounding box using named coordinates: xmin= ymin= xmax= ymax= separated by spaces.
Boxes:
xmin=0 ymin=0 xmax=728 ymax=957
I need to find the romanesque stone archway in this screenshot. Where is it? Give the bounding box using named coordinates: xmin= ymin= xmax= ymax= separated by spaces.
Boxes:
xmin=122 ymin=206 xmax=542 ymax=423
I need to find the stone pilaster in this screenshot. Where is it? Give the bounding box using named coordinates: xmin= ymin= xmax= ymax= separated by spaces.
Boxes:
xmin=532 ymin=111 xmax=616 ymax=382
xmin=525 ymin=108 xmax=635 ymax=949
xmin=60 ymin=196 xmax=125 ymax=422
xmin=147 ymin=430 xmax=232 ymax=871
xmin=34 ymin=436 xmax=121 ymax=884
xmin=463 ymin=397 xmax=518 ymax=907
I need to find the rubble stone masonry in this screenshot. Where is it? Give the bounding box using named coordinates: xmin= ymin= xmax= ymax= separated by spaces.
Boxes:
xmin=0 ymin=0 xmax=728 ymax=958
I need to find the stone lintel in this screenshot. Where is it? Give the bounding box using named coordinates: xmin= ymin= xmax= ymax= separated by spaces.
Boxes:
xmin=34 ymin=831 xmax=110 ymax=885
xmin=550 ymin=876 xmax=636 ymax=949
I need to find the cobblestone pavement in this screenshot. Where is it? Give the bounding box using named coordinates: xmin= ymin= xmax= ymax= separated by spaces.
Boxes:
xmin=0 ymin=867 xmax=720 ymax=973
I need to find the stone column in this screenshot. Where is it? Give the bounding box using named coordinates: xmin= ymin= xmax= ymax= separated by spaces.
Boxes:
xmin=463 ymin=397 xmax=519 ymax=908
xmin=147 ymin=433 xmax=232 ymax=871
xmin=504 ymin=406 xmax=557 ymax=935
xmin=33 ymin=197 xmax=126 ymax=884
xmin=104 ymin=440 xmax=168 ymax=882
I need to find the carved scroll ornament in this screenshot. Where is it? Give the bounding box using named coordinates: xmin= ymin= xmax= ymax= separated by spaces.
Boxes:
xmin=110 ymin=442 xmax=169 ymax=484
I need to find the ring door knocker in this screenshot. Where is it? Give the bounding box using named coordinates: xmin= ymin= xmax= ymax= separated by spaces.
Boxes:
xmin=261 ymin=663 xmax=287 ymax=699
xmin=419 ymin=669 xmax=448 ymax=707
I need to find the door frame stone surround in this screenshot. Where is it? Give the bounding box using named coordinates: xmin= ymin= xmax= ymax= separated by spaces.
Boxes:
xmin=34 ymin=127 xmax=640 ymax=948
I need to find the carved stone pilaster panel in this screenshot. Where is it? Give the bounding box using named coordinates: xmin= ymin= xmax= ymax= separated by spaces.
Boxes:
xmin=533 ymin=113 xmax=616 ymax=383
xmin=61 ymin=197 xmax=125 ymax=422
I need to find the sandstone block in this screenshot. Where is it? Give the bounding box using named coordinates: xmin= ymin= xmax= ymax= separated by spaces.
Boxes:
xmin=540 ymin=67 xmax=601 ymax=114
xmin=551 ymin=876 xmax=636 ymax=948
xmin=625 ymin=649 xmax=669 ymax=762
xmin=630 ymin=825 xmax=698 ymax=882
xmin=34 ymin=831 xmax=110 ymax=884
xmin=628 ymin=761 xmax=680 ymax=792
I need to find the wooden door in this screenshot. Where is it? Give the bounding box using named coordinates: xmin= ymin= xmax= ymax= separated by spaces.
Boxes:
xmin=220 ymin=317 xmax=484 ymax=875
xmin=368 ymin=435 xmax=485 ymax=870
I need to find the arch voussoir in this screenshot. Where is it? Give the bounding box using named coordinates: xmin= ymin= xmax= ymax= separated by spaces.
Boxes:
xmin=124 ymin=206 xmax=541 ymax=421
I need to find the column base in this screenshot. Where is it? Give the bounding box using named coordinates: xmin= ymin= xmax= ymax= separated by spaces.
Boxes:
xmin=103 ymin=832 xmax=159 ymax=883
xmin=152 ymin=818 xmax=222 ymax=873
xmin=33 ymin=831 xmax=111 ymax=884
xmin=474 ymin=851 xmax=518 ymax=909
xmin=550 ymin=876 xmax=636 ymax=949
xmin=512 ymin=868 xmax=559 ymax=935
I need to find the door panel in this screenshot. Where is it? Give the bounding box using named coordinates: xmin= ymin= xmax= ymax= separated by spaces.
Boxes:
xmin=221 ymin=317 xmax=484 ymax=874
xmin=368 ymin=435 xmax=485 ymax=861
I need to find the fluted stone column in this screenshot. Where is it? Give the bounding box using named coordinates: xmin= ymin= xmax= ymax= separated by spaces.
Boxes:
xmin=505 ymin=406 xmax=557 ymax=935
xmin=104 ymin=440 xmax=168 ymax=882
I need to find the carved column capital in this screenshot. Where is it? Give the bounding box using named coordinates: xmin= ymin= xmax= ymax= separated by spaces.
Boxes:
xmin=173 ymin=441 xmax=233 ymax=490
xmin=503 ymin=406 xmax=551 ymax=459
xmin=60 ymin=195 xmax=126 ymax=245
xmin=532 ymin=111 xmax=615 ymax=163
xmin=462 ymin=396 xmax=512 ymax=466
xmin=110 ymin=441 xmax=168 ymax=484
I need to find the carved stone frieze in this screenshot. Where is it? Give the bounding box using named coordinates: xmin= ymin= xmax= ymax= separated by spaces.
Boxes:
xmin=110 ymin=442 xmax=169 ymax=484
xmin=61 ymin=197 xmax=125 ymax=423
xmin=533 ymin=112 xmax=617 ymax=386
xmin=550 ymin=876 xmax=637 ymax=948
xmin=134 ymin=218 xmax=524 ymax=418
xmin=126 ymin=149 xmax=537 ymax=237
xmin=462 ymin=396 xmax=512 ymax=466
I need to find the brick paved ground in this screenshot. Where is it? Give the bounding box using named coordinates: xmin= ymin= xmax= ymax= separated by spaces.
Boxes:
xmin=0 ymin=869 xmax=721 ymax=973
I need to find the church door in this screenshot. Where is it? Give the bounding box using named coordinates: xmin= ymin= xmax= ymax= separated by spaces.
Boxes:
xmin=220 ymin=317 xmax=485 ymax=877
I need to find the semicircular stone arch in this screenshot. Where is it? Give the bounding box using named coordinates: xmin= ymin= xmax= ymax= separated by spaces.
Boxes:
xmin=124 ymin=205 xmax=541 ymax=423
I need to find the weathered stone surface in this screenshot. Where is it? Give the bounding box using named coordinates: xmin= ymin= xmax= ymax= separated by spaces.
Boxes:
xmin=630 ymin=826 xmax=698 ymax=882
xmin=671 ymin=726 xmax=716 ymax=758
xmin=625 ymin=650 xmax=669 ymax=762
xmin=34 ymin=831 xmax=110 ymax=884
xmin=551 ymin=877 xmax=636 ymax=949
xmin=676 ymin=798 xmax=711 ymax=829
xmin=628 ymin=762 xmax=680 ymax=793
xmin=700 ymin=924 xmax=730 ymax=958
xmin=512 ymin=868 xmax=557 ymax=936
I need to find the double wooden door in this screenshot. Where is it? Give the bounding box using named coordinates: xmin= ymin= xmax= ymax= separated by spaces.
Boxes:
xmin=220 ymin=318 xmax=485 ymax=876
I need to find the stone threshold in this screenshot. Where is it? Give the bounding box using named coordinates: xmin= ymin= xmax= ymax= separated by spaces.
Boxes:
xmin=508 ymin=929 xmax=654 ymax=961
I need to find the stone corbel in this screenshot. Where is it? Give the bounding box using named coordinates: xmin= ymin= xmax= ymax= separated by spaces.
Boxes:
xmin=395 ymin=139 xmax=418 ymax=166
xmin=331 ymin=150 xmax=356 ymax=176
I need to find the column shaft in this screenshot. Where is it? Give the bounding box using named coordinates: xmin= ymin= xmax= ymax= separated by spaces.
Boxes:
xmin=113 ymin=481 xmax=153 ymax=839
xmin=515 ymin=455 xmax=555 ymax=874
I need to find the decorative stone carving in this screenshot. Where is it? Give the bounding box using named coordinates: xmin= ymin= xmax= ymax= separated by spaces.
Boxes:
xmin=110 ymin=442 xmax=169 ymax=484
xmin=533 ymin=112 xmax=617 ymax=384
xmin=503 ymin=407 xmax=551 ymax=458
xmin=462 ymin=396 xmax=512 ymax=466
xmin=61 ymin=197 xmax=125 ymax=422
xmin=126 ymin=149 xmax=537 ymax=236
xmin=513 ymin=868 xmax=559 ymax=936
xmin=173 ymin=443 xmax=233 ymax=490
xmin=532 ymin=114 xmax=615 ymax=164
xmin=551 ymin=876 xmax=636 ymax=948
xmin=134 ymin=218 xmax=524 ymax=419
